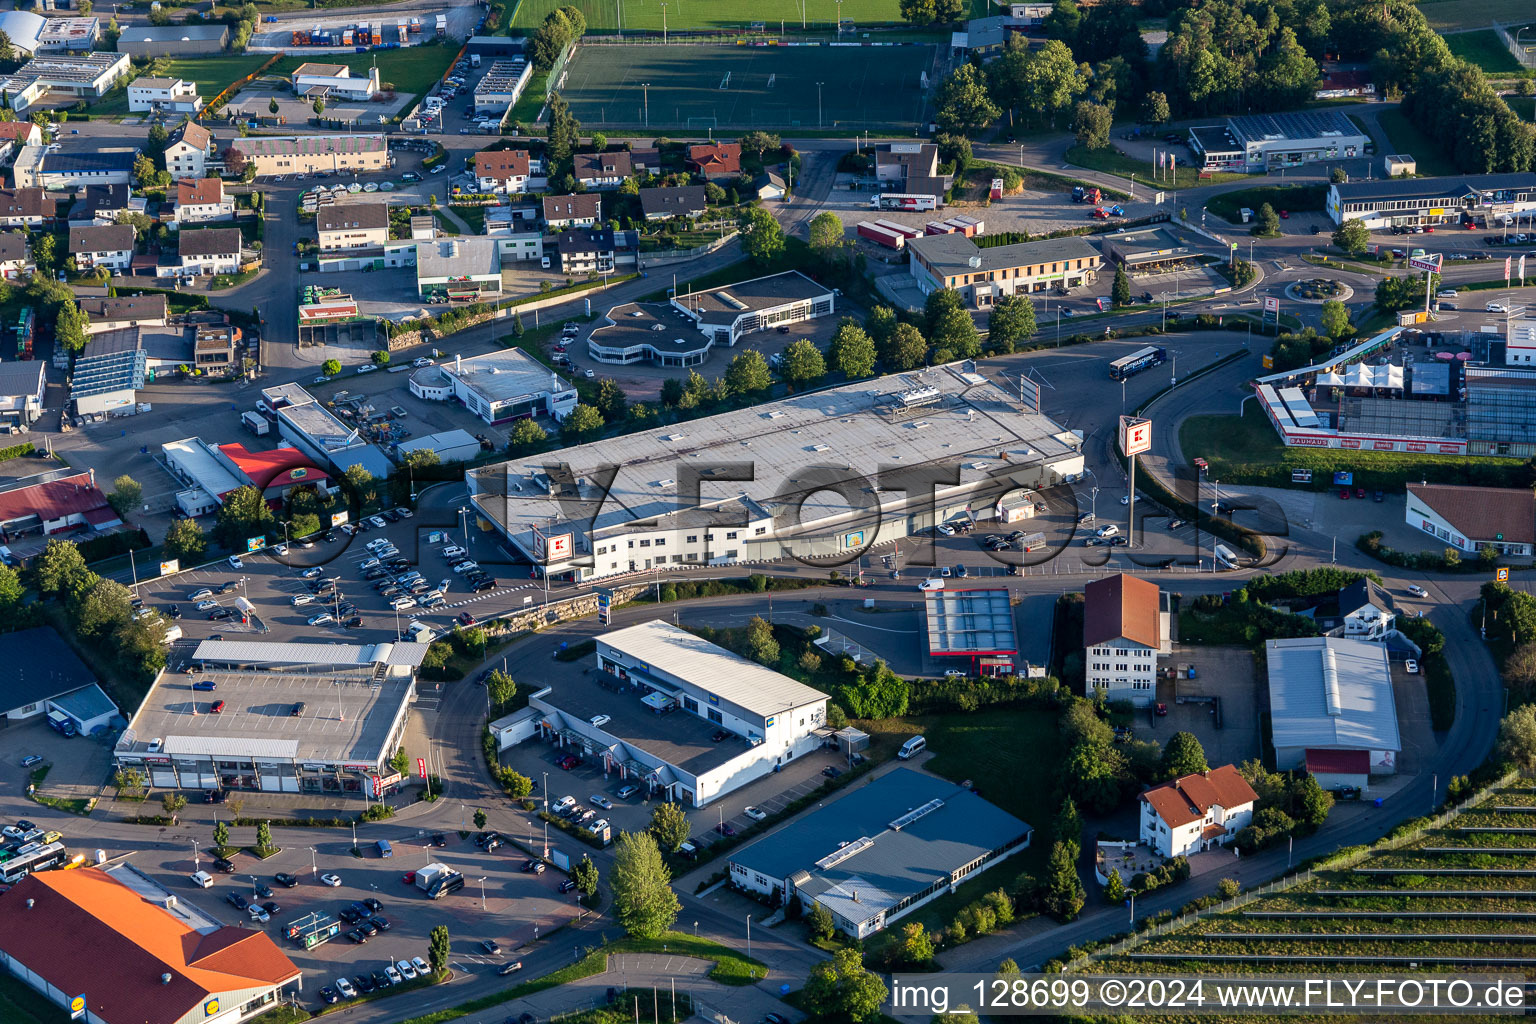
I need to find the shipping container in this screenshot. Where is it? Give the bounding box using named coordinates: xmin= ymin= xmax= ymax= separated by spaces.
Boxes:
xmin=872 ymin=219 xmax=921 ymax=239
xmin=857 ymin=222 xmax=905 ymax=250
xmin=924 ymin=221 xmax=955 ymax=235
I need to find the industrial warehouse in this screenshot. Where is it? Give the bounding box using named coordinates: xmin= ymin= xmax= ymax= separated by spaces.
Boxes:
xmin=115 ymin=640 xmax=427 ymax=798
xmin=466 ymin=365 xmax=1086 ymax=581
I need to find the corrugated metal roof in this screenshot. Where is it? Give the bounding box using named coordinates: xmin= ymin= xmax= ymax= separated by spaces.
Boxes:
xmin=599 ymin=620 xmax=824 ymax=718
xmin=190 ymin=640 xmax=427 ymax=668
xmin=1266 ymin=637 xmax=1401 ymax=753
xmin=163 ymin=736 xmax=299 ymax=759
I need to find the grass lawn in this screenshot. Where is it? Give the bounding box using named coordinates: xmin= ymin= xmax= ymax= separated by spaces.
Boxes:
xmin=1065 ymin=144 xmax=1249 ymax=190
xmin=449 ymin=205 xmax=487 ymax=234
xmin=513 ymin=0 xmax=904 ymax=31
xmin=1376 ymin=108 xmax=1460 ymax=177
xmin=1445 ymin=29 xmax=1526 ymax=74
xmin=1178 ymin=411 xmax=1534 ymax=491
xmin=268 ymin=45 xmax=457 ymax=104
xmin=92 ymin=54 xmax=272 ymax=115
xmin=508 ymin=69 xmax=550 ymax=124
xmin=1204 ymin=184 xmax=1325 ymax=225
xmin=0 ymin=973 xmax=63 ymax=1024
xmin=1417 ymin=0 xmax=1536 ymax=33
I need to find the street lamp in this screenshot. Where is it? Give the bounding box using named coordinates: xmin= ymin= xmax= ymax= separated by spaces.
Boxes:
xmin=308 ymin=847 xmax=317 ymax=876
xmin=477 ymin=875 xmax=488 ymax=910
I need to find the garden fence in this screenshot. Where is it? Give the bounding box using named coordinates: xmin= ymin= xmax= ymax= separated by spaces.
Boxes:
xmin=1068 ymin=770 xmax=1522 ymax=969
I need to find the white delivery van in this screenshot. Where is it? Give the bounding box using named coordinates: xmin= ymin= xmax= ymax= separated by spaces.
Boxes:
xmin=898 ymin=735 xmax=927 ymax=760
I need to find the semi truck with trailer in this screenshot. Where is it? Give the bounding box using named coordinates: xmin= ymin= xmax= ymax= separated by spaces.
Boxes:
xmin=1108 ymin=346 xmax=1167 ymax=380
xmin=869 ymin=193 xmax=939 ymax=212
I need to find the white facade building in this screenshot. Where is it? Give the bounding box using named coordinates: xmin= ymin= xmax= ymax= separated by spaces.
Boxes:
xmin=127 ymin=76 xmax=201 ymax=113
xmin=1139 ymin=765 xmax=1257 ymax=858
xmin=1083 ymin=573 xmax=1171 ymax=707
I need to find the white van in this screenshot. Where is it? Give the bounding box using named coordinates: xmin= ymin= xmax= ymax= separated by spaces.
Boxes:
xmin=443 ymin=545 xmax=467 ymax=558
xmin=189 ymin=870 xmax=214 ymax=888
xmin=898 ymin=735 xmax=927 ymax=760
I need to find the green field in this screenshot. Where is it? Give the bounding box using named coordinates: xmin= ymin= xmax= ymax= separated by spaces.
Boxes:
xmin=512 ymin=0 xmax=907 ymax=31
xmin=1064 ymin=143 xmax=1249 ymax=190
xmin=93 ymin=54 xmax=271 ymax=114
xmin=1417 ymin=0 xmax=1536 ymax=33
xmin=558 ymin=42 xmax=932 ymax=128
xmin=1376 ymin=107 xmax=1460 ymax=176
xmin=1445 ymin=28 xmax=1526 ymax=74
xmin=268 ymin=46 xmax=457 ymax=100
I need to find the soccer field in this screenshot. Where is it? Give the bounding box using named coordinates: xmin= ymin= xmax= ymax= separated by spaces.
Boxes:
xmin=557 ymin=43 xmax=934 ymax=129
xmin=512 ymin=0 xmax=904 ymax=32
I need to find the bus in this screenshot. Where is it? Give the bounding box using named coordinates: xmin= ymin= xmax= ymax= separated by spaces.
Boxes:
xmin=1109 ymin=346 xmax=1167 ymax=381
xmin=0 ymin=843 xmax=66 ymax=884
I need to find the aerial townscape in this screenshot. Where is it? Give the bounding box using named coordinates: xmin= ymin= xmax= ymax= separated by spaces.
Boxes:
xmin=1 ymin=0 xmax=1536 ymax=1020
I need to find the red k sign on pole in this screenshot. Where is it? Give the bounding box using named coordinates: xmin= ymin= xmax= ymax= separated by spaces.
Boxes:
xmin=416 ymin=757 xmax=427 ymax=779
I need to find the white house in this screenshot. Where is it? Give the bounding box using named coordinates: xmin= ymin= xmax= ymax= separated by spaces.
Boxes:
xmin=1335 ymin=578 xmax=1396 ymax=639
xmin=291 ymin=62 xmax=381 ymax=102
xmin=127 ymin=76 xmax=201 ymax=113
xmin=164 ymin=121 xmax=215 ymax=180
xmin=572 ymin=150 xmax=632 ymax=190
xmin=1139 ymin=765 xmax=1257 ymax=858
xmin=1083 ymin=573 xmax=1171 ymax=707
xmin=172 ymin=177 xmax=234 ymax=225
xmin=474 ymin=149 xmax=542 ymax=194
xmin=175 ymin=227 xmax=241 ymax=276
xmin=0 ymin=231 xmax=31 ymax=279
xmin=67 ymin=223 xmax=133 ymax=272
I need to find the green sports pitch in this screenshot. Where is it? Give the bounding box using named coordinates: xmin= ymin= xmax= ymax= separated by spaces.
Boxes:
xmin=511 ymin=0 xmax=905 ymax=32
xmin=556 ymin=43 xmax=934 ymax=129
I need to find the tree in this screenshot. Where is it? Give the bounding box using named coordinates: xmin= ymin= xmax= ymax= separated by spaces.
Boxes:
xmin=1160 ymin=731 xmax=1209 ymax=779
xmin=865 ymin=306 xmax=898 ymax=345
xmin=268 ymin=96 xmax=279 ymax=116
xmin=1043 ymin=0 xmax=1080 ymax=44
xmin=724 ymin=350 xmax=772 ymax=396
xmin=828 ymin=320 xmax=876 ymax=379
xmin=929 ymin=308 xmax=980 ymax=362
xmin=991 ymin=39 xmax=1085 ymax=129
xmin=545 ymin=92 xmax=581 ymax=165
xmin=1332 ymin=219 xmax=1370 ymax=255
xmin=106 ymin=474 xmax=142 ymax=518
xmin=1054 ymin=795 xmax=1083 ymax=849
xmin=370 ymin=350 xmax=390 ymax=367
xmin=312 ymin=96 xmax=325 ymax=116
xmin=162 ymin=793 xmax=187 ymax=818
xmin=256 ymin=820 xmax=273 ymax=851
xmin=33 ymin=538 xmax=88 ymax=597
xmin=162 ymin=518 xmax=207 ymax=566
xmin=114 ymin=766 xmax=146 ymax=796
xmin=508 ymin=418 xmax=548 ymax=452
xmin=572 ymin=854 xmax=600 ymax=897
xmin=1255 ymin=202 xmax=1281 ymax=236
xmin=1292 ymin=774 xmax=1334 ymax=829
xmin=802 ymin=948 xmax=888 ymax=1024
xmin=1072 ymin=100 xmax=1113 ymax=149
xmin=1375 ymin=272 xmax=1438 ymax=314
xmin=1040 ymin=840 xmax=1085 ymax=921
xmin=562 ymin=403 xmax=604 ymax=442
xmin=987 ymin=294 xmax=1036 ymax=353
xmin=486 ymin=670 xmax=517 ymax=712
xmin=746 ymin=615 xmax=780 ymax=665
xmin=1111 ymin=266 xmax=1131 ymax=307
xmin=883 ymin=322 xmax=928 ymax=371
xmin=55 ymin=299 xmax=88 ymax=353
xmin=429 ymin=924 xmax=451 ymax=977
xmin=594 ymin=378 xmax=627 ymax=421
xmin=214 ymin=485 xmax=275 ymax=550
xmin=1331 ymin=166 xmax=1348 ymax=183
xmin=0 ymin=30 xmax=14 ymax=65
xmin=741 ymin=207 xmax=784 ymax=265
xmin=894 ymin=921 xmax=934 ymax=966
xmin=808 ymin=211 xmax=845 ymax=262
xmin=1103 ymin=867 xmax=1126 ymax=903
xmin=341 ymin=464 xmax=373 ymax=496
xmin=924 ymin=287 xmax=963 ymax=333
xmin=1501 ymin=704 xmax=1536 ymax=773
xmin=779 ymin=338 xmax=826 ymax=389
xmin=610 ymin=830 xmax=681 ymax=938
xmin=806 ymin=900 xmax=834 ymax=939
xmin=1217 ymin=877 xmax=1241 ymax=899
xmin=473 ymin=808 xmax=488 ymax=830
xmin=321 ymin=358 xmax=342 ymax=377
xmin=0 ymin=564 xmax=22 ymax=614
xmin=648 ymin=802 xmax=690 ymax=853
xmin=934 ymin=64 xmax=999 ymax=135
xmin=1320 ymin=299 xmax=1353 ymax=341
xmin=1141 ymin=90 xmax=1170 ymax=125
xmin=213 ymin=820 xmax=230 ymax=851
xmin=738 ymin=130 xmax=781 ymax=157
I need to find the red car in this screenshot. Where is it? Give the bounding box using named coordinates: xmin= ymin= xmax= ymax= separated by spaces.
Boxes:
xmin=557 ymin=754 xmax=581 ymax=770
xmin=1339 ymin=488 xmax=1351 ymax=500
xmin=401 ymin=871 xmax=416 ymax=885
xmin=1279 ymin=209 xmax=1289 ymax=219
xmin=1355 ymin=487 xmax=1366 ymax=499
xmin=1154 ymin=703 xmax=1169 ymax=716
xmin=457 ymin=612 xmax=477 ymax=627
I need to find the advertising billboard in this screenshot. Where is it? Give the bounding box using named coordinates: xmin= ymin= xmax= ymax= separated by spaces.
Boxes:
xmin=159 ymin=559 xmax=180 ymax=576
xmin=1119 ymin=416 xmax=1152 ymax=457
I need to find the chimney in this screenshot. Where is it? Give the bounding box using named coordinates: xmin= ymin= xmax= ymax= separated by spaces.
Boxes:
xmin=851 ymin=890 xmax=858 ymax=902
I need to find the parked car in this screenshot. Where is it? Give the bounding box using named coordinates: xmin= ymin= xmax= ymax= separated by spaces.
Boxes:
xmin=744 ymin=806 xmax=767 ymax=821
xmin=1405 ymin=659 xmax=1420 ymax=674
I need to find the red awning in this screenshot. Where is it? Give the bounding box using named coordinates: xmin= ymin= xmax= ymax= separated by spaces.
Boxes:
xmin=1304 ymin=748 xmax=1370 ymax=775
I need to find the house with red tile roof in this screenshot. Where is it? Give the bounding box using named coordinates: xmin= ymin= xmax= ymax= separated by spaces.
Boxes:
xmin=686 ymin=142 xmax=741 ymax=179
xmin=0 ymin=468 xmax=119 ymax=537
xmin=172 ymin=176 xmax=234 ymax=225
xmin=1083 ymin=573 xmax=1170 ymax=707
xmin=0 ymin=865 xmax=301 ymax=1024
xmin=1139 ymin=764 xmax=1257 ymax=858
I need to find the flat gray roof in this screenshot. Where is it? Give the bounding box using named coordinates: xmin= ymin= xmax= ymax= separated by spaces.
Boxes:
xmin=191 ymin=639 xmax=428 ymax=668
xmin=469 ymin=365 xmax=1082 ymax=553
xmin=441 ymin=346 xmax=573 ymax=405
xmin=417 ymin=237 xmax=499 ymax=279
xmin=600 ymin=620 xmax=825 ymax=718
xmin=535 ymin=679 xmax=745 ymax=779
xmin=120 ymin=667 xmax=412 ymax=765
xmin=679 ymin=270 xmax=830 ymax=327
xmin=924 ymin=588 xmax=1018 ymax=656
xmin=907 ymin=232 xmax=1100 ymax=276
xmin=280 ymin=401 xmax=358 ymax=451
xmin=730 ymin=767 xmax=1031 ymax=923
xmin=590 ymin=301 xmax=711 ymax=356
xmin=1265 ymin=636 xmax=1401 ymax=753
xmin=1229 ymin=110 xmax=1362 ymax=144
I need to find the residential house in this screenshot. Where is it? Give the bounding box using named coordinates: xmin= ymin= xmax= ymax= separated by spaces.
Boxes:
xmin=164 ymin=121 xmax=215 ymax=180
xmin=316 ymin=203 xmax=389 ymax=252
xmin=172 ymin=177 xmax=234 ymax=225
xmin=628 ymin=147 xmax=660 ymax=175
xmin=1335 ymin=578 xmax=1397 ymax=640
xmin=78 ymin=294 xmax=169 ymax=332
xmin=1139 ymin=765 xmax=1258 ymax=858
xmin=0 ymin=186 xmax=49 ymax=227
xmin=67 ymin=184 xmax=130 ymax=226
xmin=0 ymin=121 xmax=41 ymax=162
xmin=573 ymin=149 xmax=632 ymax=190
xmin=542 ymin=193 xmax=601 ymax=229
xmin=176 ymin=227 xmax=241 ymax=276
xmin=0 ymin=231 xmax=31 ymax=279
xmin=193 ymin=324 xmax=238 ymax=374
xmin=127 ymin=76 xmax=202 ymax=113
xmin=551 ymin=227 xmax=614 ymax=274
xmin=474 ymin=149 xmax=541 ymax=194
xmin=67 ymin=223 xmax=134 ymax=272
xmin=638 ymin=185 xmax=706 ymax=222
xmin=1083 ymin=573 xmax=1171 ymax=707
xmin=687 ymin=142 xmax=741 ymax=180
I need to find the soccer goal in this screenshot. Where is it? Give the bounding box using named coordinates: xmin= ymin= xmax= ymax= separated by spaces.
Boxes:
xmin=766 ymin=73 xmax=776 ymax=88
xmin=686 ymin=116 xmax=718 ymax=129
xmin=719 ymin=70 xmax=732 ymax=89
